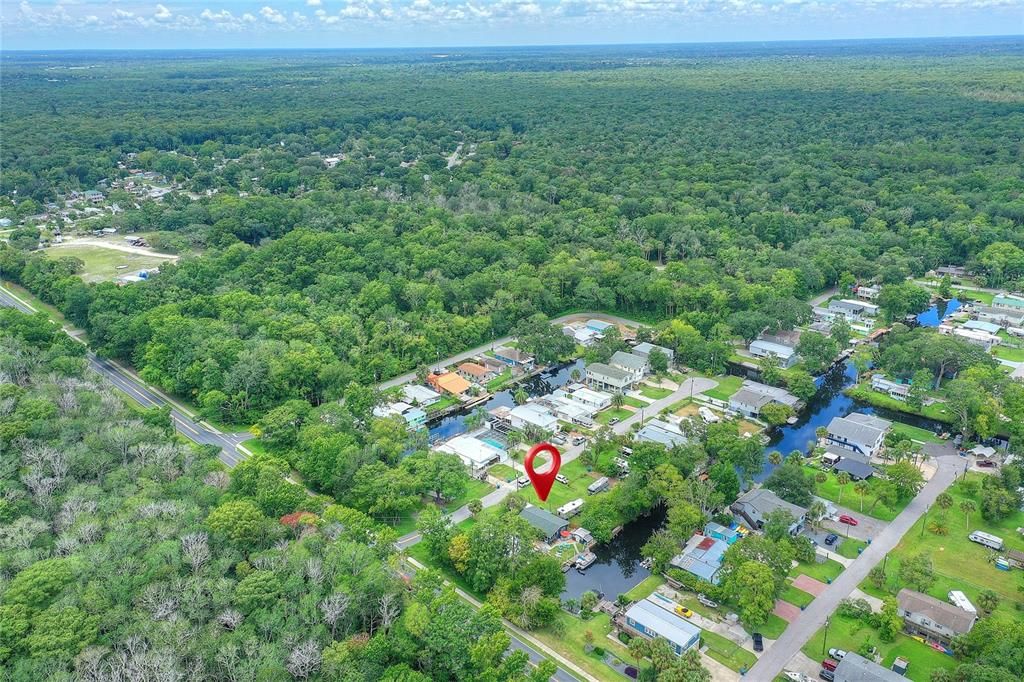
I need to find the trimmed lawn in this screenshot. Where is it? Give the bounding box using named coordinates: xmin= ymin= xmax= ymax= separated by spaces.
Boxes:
xmin=489 ymin=463 xmax=518 ymax=481
xmin=535 ymin=611 xmax=636 ymax=682
xmin=624 ymin=575 xmax=664 ymax=601
xmin=802 ymin=614 xmax=955 ymax=681
xmin=596 ymin=407 xmax=633 ymax=424
xmin=806 ymin=465 xmax=908 ymax=521
xmin=44 ymin=244 xmax=174 ymax=283
xmin=859 ymin=474 xmax=1024 ymax=611
xmin=622 ymin=395 xmax=647 ymax=408
xmin=993 ymin=344 xmax=1024 ymax=362
xmin=837 ymin=538 xmax=868 ymax=559
xmin=486 ymin=369 xmax=514 ymax=391
xmin=780 ymin=584 xmax=815 ymax=608
xmin=889 ymin=421 xmax=945 ymax=444
xmin=758 ymin=614 xmax=789 ymax=639
xmin=701 ymin=629 xmax=757 ymax=673
xmin=639 ymin=384 xmax=673 ymax=400
xmin=425 ymin=394 xmax=459 ymax=413
xmin=846 ymin=384 xmax=954 ymax=424
xmin=442 ymin=479 xmax=495 ymax=513
xmin=513 ymin=458 xmax=604 ymax=511
xmin=793 ymin=558 xmax=845 ymax=584
xmin=702 ymin=375 xmax=744 ymax=402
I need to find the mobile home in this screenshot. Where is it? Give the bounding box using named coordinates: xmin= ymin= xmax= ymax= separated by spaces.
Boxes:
xmin=968 ymin=531 xmax=1004 ymax=550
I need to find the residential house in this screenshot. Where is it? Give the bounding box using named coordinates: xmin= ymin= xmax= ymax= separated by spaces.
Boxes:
xmin=83 ymin=190 xmax=105 ymax=204
xmin=871 ymin=375 xmax=910 ymax=401
xmin=826 ymin=412 xmax=891 ymax=457
xmin=748 ymin=339 xmax=799 ymax=368
xmin=992 ymin=294 xmax=1024 ymax=312
xmin=585 ymin=362 xmax=635 ymax=392
xmin=508 ymin=403 xmax=559 ymax=433
xmin=1012 ymin=365 xmax=1024 ymax=382
xmin=703 ymin=522 xmax=740 ymax=545
xmin=813 ymin=306 xmax=840 ymax=323
xmin=542 ymin=395 xmax=595 ymax=426
xmin=933 ymin=266 xmax=968 ymax=279
xmin=564 ymin=325 xmax=602 ymax=346
xmin=833 ymin=454 xmax=875 ymax=481
xmin=493 ymin=347 xmax=535 ymax=370
xmin=975 ymin=305 xmax=1024 ymax=328
xmin=519 ymin=505 xmax=568 ymax=543
xmin=456 ymin=362 xmax=494 ymax=384
xmin=730 ymin=488 xmax=807 ymax=534
xmin=834 ymin=652 xmax=908 ymax=682
xmin=632 ymin=342 xmax=675 ymax=364
xmin=438 ymin=435 xmax=505 ymax=473
xmin=728 ymin=380 xmax=799 ymax=418
xmin=559 ymin=386 xmax=612 ymax=410
xmin=855 ymin=285 xmax=880 ymax=301
xmin=585 ymin=319 xmax=615 ymax=333
xmin=963 ymin=320 xmax=1001 ymax=335
xmin=619 ymin=596 xmax=701 ymax=656
xmin=371 ymin=402 xmax=427 ymax=430
xmin=952 ymin=327 xmax=1000 ymax=352
xmin=635 ymin=419 xmax=688 ymax=448
xmin=427 ymin=372 xmax=471 ymax=397
xmin=402 ymin=384 xmax=442 ymax=407
xmin=610 ymin=351 xmax=649 ymax=382
xmin=669 ymin=534 xmax=728 ymax=584
xmin=897 ymin=588 xmax=976 ymax=646
xmin=829 ymin=299 xmax=879 ymax=321
xmin=481 ymin=356 xmax=507 ymax=375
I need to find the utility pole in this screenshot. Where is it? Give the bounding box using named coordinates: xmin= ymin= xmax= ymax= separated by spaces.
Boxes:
xmin=822 ymin=617 xmax=831 ymax=657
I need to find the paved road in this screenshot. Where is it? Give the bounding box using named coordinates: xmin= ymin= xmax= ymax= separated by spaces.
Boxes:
xmin=1 ymin=284 xmax=252 ymax=468
xmin=747 ymin=454 xmax=963 ymax=680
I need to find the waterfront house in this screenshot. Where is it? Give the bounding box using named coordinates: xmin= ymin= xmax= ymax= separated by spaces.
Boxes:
xmin=519 ymin=505 xmax=568 ymax=543
xmin=728 ymin=380 xmax=799 ymax=418
xmin=730 ymin=488 xmax=807 ymax=535
xmin=826 ymin=412 xmax=891 ymax=457
xmin=457 ymin=361 xmax=495 ymax=384
xmin=437 ymin=435 xmax=505 ymax=474
xmin=828 ymin=299 xmax=880 ymax=321
xmin=897 ymin=588 xmax=975 ymax=646
xmin=585 ymin=362 xmax=635 ymax=392
xmin=871 ymin=375 xmax=910 ymax=401
xmin=992 ymin=294 xmax=1024 ymax=312
xmin=427 ymin=372 xmax=471 ymax=396
xmin=975 ymin=305 xmax=1024 ymax=328
xmin=371 ymin=401 xmax=427 ymax=430
xmin=632 ymin=342 xmax=675 ymax=364
xmin=402 ymin=384 xmax=442 ymax=407
xmin=610 ymin=350 xmax=649 ymax=382
xmin=508 ymin=403 xmax=559 ymax=433
xmin=493 ymin=347 xmax=535 ymax=370
xmin=619 ymin=596 xmax=701 ymax=656
xmin=704 ymin=522 xmax=740 ymax=545
xmin=748 ymin=339 xmax=799 ymax=368
xmin=669 ymin=534 xmax=728 ymax=585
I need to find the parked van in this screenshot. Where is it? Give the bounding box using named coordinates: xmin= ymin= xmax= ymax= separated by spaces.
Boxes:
xmin=968 ymin=531 xmax=1004 ymax=550
xmin=587 ymin=477 xmax=609 ymax=495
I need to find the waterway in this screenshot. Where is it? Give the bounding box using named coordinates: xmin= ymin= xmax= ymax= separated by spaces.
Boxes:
xmin=560 ymin=505 xmax=666 ymax=602
xmin=916 ymin=297 xmax=961 ymax=327
xmin=427 ymin=358 xmax=585 ymax=442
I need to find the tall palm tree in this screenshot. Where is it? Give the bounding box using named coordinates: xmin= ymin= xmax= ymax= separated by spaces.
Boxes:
xmin=612 ymin=392 xmax=625 ymax=410
xmin=936 ymin=492 xmax=953 ymax=511
xmin=768 ymin=451 xmax=783 ymax=467
xmin=836 ymin=471 xmax=851 ymax=504
xmin=815 ymin=472 xmax=828 ymax=487
xmin=570 ymin=368 xmax=582 ymax=383
xmin=513 ymin=388 xmax=529 ymax=405
xmin=960 ymin=500 xmax=976 ymax=531
xmin=854 ymin=481 xmax=869 ymax=512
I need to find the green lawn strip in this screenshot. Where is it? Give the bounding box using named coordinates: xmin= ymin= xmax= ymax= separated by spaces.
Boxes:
xmin=805 ymin=465 xmax=907 ymax=521
xmin=43 ymin=244 xmax=172 ymax=283
xmin=534 ymin=611 xmax=637 ymax=682
xmin=489 ymin=463 xmax=518 ymax=481
xmin=513 ymin=458 xmax=602 ymax=510
xmin=757 ymin=614 xmax=789 ymax=640
xmin=442 ymin=479 xmax=496 ymax=513
xmin=889 ymin=421 xmax=945 ymax=445
xmin=639 ymin=384 xmax=673 ymax=400
xmin=596 ymin=407 xmax=633 ymax=424
xmin=486 ymin=369 xmax=514 ymax=391
xmin=792 ymin=558 xmax=846 ymax=584
xmin=702 ymin=375 xmax=744 ymax=401
xmin=624 ymin=575 xmax=664 ymax=601
xmin=993 ymin=345 xmax=1024 ymax=362
xmin=858 ymin=475 xmax=1024 ymax=609
xmin=700 ymin=629 xmax=757 ymax=672
xmin=1 ymin=279 xmax=79 ymax=333
xmin=837 ymin=538 xmax=868 ymax=559
xmin=426 ymin=394 xmax=459 ymax=413
xmin=665 ymin=398 xmax=693 ymax=414
xmin=801 ymin=614 xmax=955 ymax=681
xmin=845 ymin=384 xmax=954 ymax=424
xmin=780 ymin=584 xmax=815 ymax=608
xmin=622 ymin=396 xmax=647 ymax=408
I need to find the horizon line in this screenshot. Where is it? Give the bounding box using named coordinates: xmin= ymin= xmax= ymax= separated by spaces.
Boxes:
xmin=3 ymin=32 xmax=1022 ymax=54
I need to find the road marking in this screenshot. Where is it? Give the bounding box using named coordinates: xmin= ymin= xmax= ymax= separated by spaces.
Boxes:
xmin=174 ymin=416 xmax=199 ymax=435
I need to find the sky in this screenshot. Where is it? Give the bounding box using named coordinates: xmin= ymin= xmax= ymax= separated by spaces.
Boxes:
xmin=1 ymin=0 xmax=1022 ymax=50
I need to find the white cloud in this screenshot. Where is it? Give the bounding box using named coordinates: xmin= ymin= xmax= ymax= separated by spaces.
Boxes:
xmin=260 ymin=5 xmax=287 ymax=23
xmin=155 ymin=4 xmax=173 ymax=21
xmin=306 ymin=0 xmax=322 ymax=5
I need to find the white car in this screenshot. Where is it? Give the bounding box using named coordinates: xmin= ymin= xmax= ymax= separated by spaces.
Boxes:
xmin=828 ymin=648 xmax=848 ymax=661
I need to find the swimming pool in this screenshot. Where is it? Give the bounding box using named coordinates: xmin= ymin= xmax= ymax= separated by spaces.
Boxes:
xmin=482 ymin=437 xmax=506 ymax=450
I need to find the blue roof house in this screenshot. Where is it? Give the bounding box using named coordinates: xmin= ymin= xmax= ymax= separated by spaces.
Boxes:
xmin=669 ymin=535 xmax=728 ymax=584
xmin=621 ymin=596 xmax=701 ymax=656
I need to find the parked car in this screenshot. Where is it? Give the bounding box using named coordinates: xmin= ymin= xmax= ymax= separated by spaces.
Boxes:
xmin=572 ymin=436 xmax=586 ymax=446
xmin=608 ymin=417 xmax=620 ymax=425
xmin=824 ymin=533 xmax=839 ymax=546
xmin=556 ymin=474 xmax=569 ymax=485
xmin=822 ymin=659 xmax=839 ymax=672
xmin=977 ymin=459 xmax=997 ymax=468
xmin=516 ymin=477 xmax=530 ymax=489
xmin=696 ymin=593 xmax=718 ymax=608
xmin=752 ymin=633 xmax=763 ymax=652
xmin=819 ymin=670 xmax=835 ymax=681
xmin=838 ymin=514 xmax=859 ymax=526
xmin=551 ymin=434 xmax=567 ymax=445
xmin=828 ymin=648 xmax=848 ymax=660
xmin=674 ymin=606 xmax=694 ymax=618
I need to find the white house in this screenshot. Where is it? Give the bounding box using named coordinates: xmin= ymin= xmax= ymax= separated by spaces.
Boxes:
xmin=828 ymin=299 xmax=879 ymax=321
xmin=402 ymin=384 xmax=442 ymax=407
xmin=952 ymin=328 xmax=1000 ymax=352
xmin=610 ymin=351 xmax=649 ymax=382
xmin=826 ymin=412 xmax=891 ymax=457
xmin=437 ymin=435 xmax=505 ymax=473
xmin=560 ymin=386 xmax=612 ymax=410
xmin=635 ymin=419 xmax=688 ymax=448
xmin=632 ymin=342 xmax=674 ymax=364
xmin=508 ymin=403 xmax=559 ymax=433
xmin=727 ymin=380 xmax=799 ymax=417
xmin=871 ymin=375 xmax=910 ymax=401
xmin=586 ymin=362 xmax=635 ymax=392
xmin=748 ymin=339 xmax=798 ymax=368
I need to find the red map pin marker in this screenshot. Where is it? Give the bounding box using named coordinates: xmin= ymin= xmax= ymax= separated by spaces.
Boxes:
xmin=524 ymin=442 xmax=562 ymax=502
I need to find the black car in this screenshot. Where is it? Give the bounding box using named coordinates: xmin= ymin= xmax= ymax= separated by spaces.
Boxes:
xmin=752 ymin=633 xmax=763 ymax=652
xmin=820 ymin=670 xmax=835 ymax=681
xmin=824 ymin=533 xmax=839 ymax=546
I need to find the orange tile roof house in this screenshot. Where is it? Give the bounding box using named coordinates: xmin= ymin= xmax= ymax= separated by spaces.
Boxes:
xmin=457 ymin=362 xmax=494 ymax=383
xmin=428 ymin=372 xmax=471 ymax=396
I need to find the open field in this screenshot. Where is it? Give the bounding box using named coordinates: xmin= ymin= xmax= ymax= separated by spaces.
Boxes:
xmin=596 ymin=406 xmax=634 ymax=424
xmin=701 ymin=628 xmax=757 ymax=672
xmin=993 ymin=344 xmax=1024 ymax=362
xmin=639 ymin=384 xmax=673 ymax=400
xmin=535 ymin=612 xmax=636 ymax=682
xmin=805 ymin=464 xmax=909 ymax=521
xmin=44 ymin=244 xmax=174 ymax=283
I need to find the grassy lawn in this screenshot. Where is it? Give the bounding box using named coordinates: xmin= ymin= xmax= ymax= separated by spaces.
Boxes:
xmin=489 ymin=463 xmax=518 ymax=481
xmin=514 ymin=458 xmax=604 ymax=511
xmin=622 ymin=395 xmax=647 ymax=408
xmin=702 ymin=375 xmax=744 ymax=402
xmin=596 ymin=407 xmax=633 ymax=424
xmin=859 ymin=474 xmax=1024 ymax=611
xmin=846 ymin=384 xmax=954 ymax=424
xmin=535 ymin=611 xmax=636 ymax=682
xmin=44 ymin=244 xmax=174 ymax=283
xmin=665 ymin=398 xmax=693 ymax=414
xmin=425 ymin=394 xmax=459 ymax=413
xmin=889 ymin=421 xmax=945 ymax=444
xmin=624 ymin=575 xmax=664 ymax=601
xmin=802 ymin=614 xmax=955 ymax=681
xmin=701 ymin=629 xmax=757 ymax=673
xmin=780 ymin=584 xmax=815 ymax=608
xmin=806 ymin=465 xmax=909 ymax=521
xmin=639 ymin=384 xmax=673 ymax=400
xmin=837 ymin=538 xmax=868 ymax=559
xmin=486 ymin=369 xmax=513 ymax=391
xmin=993 ymin=344 xmax=1024 ymax=362
xmin=758 ymin=613 xmax=789 ymax=639
xmin=793 ymin=558 xmax=845 ymax=584
xmin=442 ymin=479 xmax=495 ymax=513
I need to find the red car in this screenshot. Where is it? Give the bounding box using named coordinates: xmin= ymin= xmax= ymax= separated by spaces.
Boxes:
xmin=822 ymin=659 xmax=839 ymax=672
xmin=838 ymin=514 xmax=859 ymax=526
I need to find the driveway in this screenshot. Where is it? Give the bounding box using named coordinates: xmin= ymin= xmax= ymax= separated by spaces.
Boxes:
xmin=745 ymin=454 xmax=962 ymax=680
xmin=820 ymin=502 xmax=887 ymax=542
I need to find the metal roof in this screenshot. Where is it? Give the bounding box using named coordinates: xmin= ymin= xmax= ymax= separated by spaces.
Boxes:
xmin=834 ymin=652 xmax=907 ymax=682
xmin=624 ymin=597 xmax=701 ymax=650
xmin=610 ymin=351 xmax=648 ymax=371
xmin=897 ymin=589 xmax=976 ymax=634
xmin=519 ymin=505 xmax=568 ymax=538
xmin=586 ymin=362 xmax=632 ymax=382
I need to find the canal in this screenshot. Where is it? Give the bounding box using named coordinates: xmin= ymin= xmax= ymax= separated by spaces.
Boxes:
xmin=917 ymin=297 xmax=961 ymax=327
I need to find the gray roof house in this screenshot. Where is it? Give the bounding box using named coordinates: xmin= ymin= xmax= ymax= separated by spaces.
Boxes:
xmin=519 ymin=505 xmax=569 ymax=543
xmin=730 ymin=488 xmax=807 ymax=535
xmin=728 ymin=380 xmax=799 ymax=417
xmin=620 ymin=596 xmax=701 ymax=656
xmin=610 ymin=351 xmax=649 ymax=382
xmin=871 ymin=375 xmax=910 ymax=401
xmin=748 ymin=339 xmax=799 ymax=368
xmin=635 ymin=419 xmax=688 ymax=448
xmin=833 ymin=455 xmax=875 ymax=481
xmin=828 ymin=299 xmax=879 ymax=320
xmin=826 ymin=412 xmax=891 ymax=457
xmin=632 ymin=342 xmax=674 ymax=363
xmin=897 ymin=588 xmax=975 ymax=646
xmin=834 ymin=652 xmax=907 ymax=682
xmin=585 ymin=362 xmax=635 ymax=392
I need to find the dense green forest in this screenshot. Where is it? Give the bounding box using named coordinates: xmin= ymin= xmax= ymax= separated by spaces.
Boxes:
xmin=2 ymin=43 xmax=1023 ymax=426
xmin=0 ymin=309 xmax=561 ymax=680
